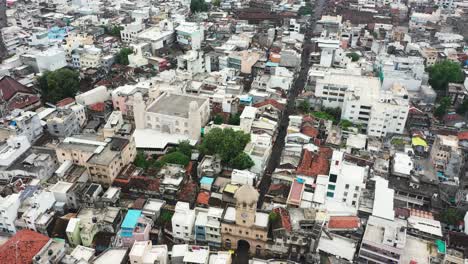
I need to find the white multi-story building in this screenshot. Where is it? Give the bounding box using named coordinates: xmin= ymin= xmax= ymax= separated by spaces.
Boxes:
xmin=326 ymin=151 xmax=367 ymax=210
xmin=1 ymin=110 xmax=43 ymax=143
xmin=133 ymin=91 xmax=210 ymax=151
xmin=315 ymin=73 xmax=380 ymax=108
xmin=176 ymin=22 xmax=204 ymax=50
xmin=49 ymin=181 xmax=79 ymax=210
xmin=205 ymin=207 xmax=223 ymax=247
xmin=20 ymin=47 xmax=67 ymax=73
xmin=121 ymin=22 xmax=145 ymax=42
xmin=0 ymin=136 xmax=31 ymax=168
xmin=172 ymin=202 xmax=195 ymax=243
xmin=19 ymin=190 xmax=56 ymax=231
xmin=0 ymin=193 xmax=21 ymax=234
xmin=129 ymin=241 xmax=168 ymax=264
xmin=177 ymin=50 xmax=205 ymax=75
xmin=135 ymin=20 xmax=175 ymax=53
xmin=341 ymin=80 xmax=409 ymax=137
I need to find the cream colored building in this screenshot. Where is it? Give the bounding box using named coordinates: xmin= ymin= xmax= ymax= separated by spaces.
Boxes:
xmin=220 ymin=185 xmax=269 ymax=256
xmin=56 ymin=135 xmax=136 ymax=186
xmin=420 ymin=47 xmax=438 ymax=66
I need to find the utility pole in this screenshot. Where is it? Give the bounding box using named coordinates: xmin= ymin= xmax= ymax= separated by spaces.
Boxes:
xmin=0 ymin=0 xmax=7 ymax=61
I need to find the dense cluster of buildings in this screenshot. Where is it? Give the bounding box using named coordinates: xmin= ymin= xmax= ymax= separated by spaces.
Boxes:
xmin=0 ymin=0 xmax=468 ymax=263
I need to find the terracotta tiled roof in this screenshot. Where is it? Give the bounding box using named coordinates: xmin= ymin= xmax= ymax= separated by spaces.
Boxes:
xmin=253 ymin=99 xmax=285 ymax=111
xmin=458 ymin=131 xmax=468 ymax=141
xmin=88 ymin=102 xmax=106 ymax=112
xmin=129 ymin=176 xmax=160 ymax=192
xmin=0 ymin=230 xmax=49 ymax=264
xmin=296 ymin=147 xmax=331 ymax=177
xmin=56 ymin=97 xmax=75 ymax=107
xmin=196 ymin=191 xmax=210 ymax=205
xmin=6 ymin=95 xmax=40 ymax=110
xmin=0 ymin=76 xmax=35 ymax=101
xmin=328 ymin=216 xmax=360 ymax=229
xmin=273 ymin=207 xmax=292 ymax=232
xmin=301 ymin=126 xmax=319 ymax=138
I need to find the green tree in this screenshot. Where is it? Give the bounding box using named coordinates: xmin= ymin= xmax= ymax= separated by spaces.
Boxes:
xmin=440 ymin=208 xmax=462 ymax=226
xmin=198 ymin=128 xmax=251 ymax=165
xmin=38 ymin=68 xmax=80 ymax=104
xmin=212 ymin=0 xmax=221 ymax=6
xmin=190 ymin=0 xmax=208 ymax=13
xmin=115 ymin=47 xmax=133 ymax=65
xmin=177 ymin=140 xmax=193 ymax=158
xmin=213 ymin=114 xmax=224 ymax=125
xmin=427 ymin=60 xmax=464 ymax=91
xmin=346 ymin=52 xmax=360 ymax=62
xmin=269 ymin=212 xmax=279 ymax=223
xmin=230 ymin=152 xmax=254 ymax=170
xmin=339 ymin=119 xmax=353 ymax=130
xmin=298 ymin=6 xmax=313 ymax=16
xmin=298 ymin=100 xmax=311 ymax=113
xmin=134 ymin=151 xmax=150 ymax=169
xmin=434 ymin=97 xmax=451 ymax=118
xmin=160 ymin=151 xmax=190 ymax=166
xmin=456 ymin=99 xmax=468 ymax=115
xmin=228 ymin=113 xmax=241 ymax=125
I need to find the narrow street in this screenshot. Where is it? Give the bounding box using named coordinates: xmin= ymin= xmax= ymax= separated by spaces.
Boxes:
xmin=257 ymin=0 xmax=327 ymax=209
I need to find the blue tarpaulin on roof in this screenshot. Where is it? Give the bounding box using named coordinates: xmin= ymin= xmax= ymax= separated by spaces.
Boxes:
xmin=121 ymin=209 xmax=141 ymax=229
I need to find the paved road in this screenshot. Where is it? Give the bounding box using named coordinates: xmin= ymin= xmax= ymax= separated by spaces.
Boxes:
xmin=257 ymin=0 xmax=327 ymax=209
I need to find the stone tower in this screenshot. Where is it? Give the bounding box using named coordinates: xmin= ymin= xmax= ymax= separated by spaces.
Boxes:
xmin=188 ymin=101 xmax=201 ymax=140
xmin=234 ymin=185 xmax=259 ymax=228
xmin=133 ymin=92 xmax=146 ymax=129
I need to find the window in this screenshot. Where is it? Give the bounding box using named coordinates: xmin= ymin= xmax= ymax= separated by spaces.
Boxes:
xmin=353 ymin=193 xmax=358 ymax=198
xmin=326 ymin=192 xmax=334 ymax=198
xmin=355 ymin=186 xmax=360 ymax=191
xmin=345 ymin=184 xmax=350 ymax=189
xmin=342 ymin=198 xmax=346 ymax=202
xmin=344 ymin=191 xmax=348 ymax=196
xmin=327 ymin=185 xmax=336 ymax=191
xmin=329 ymin=174 xmax=337 ymax=183
xmin=352 ymin=200 xmax=356 ymax=206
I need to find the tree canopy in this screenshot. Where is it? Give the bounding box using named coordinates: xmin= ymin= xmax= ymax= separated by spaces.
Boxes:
xmin=440 ymin=208 xmax=462 ymax=226
xmin=298 ymin=6 xmax=313 ymax=16
xmin=134 ymin=140 xmax=192 ymax=169
xmin=213 ymin=114 xmax=224 ymax=125
xmin=198 ymin=128 xmax=253 ymax=168
xmin=434 ymin=97 xmax=451 ymax=118
xmin=104 ymin=25 xmax=123 ymax=38
xmin=190 ymin=0 xmax=208 ymax=13
xmin=230 ymin=152 xmax=255 ymax=170
xmin=38 ymin=68 xmax=80 ymax=104
xmin=427 ymin=60 xmax=464 ymax=91
xmin=298 ymin=100 xmax=311 ymax=113
xmin=160 ymin=151 xmax=190 ymax=166
xmin=228 ymin=113 xmax=241 ymax=125
xmin=346 ymin=52 xmax=360 ymax=62
xmin=115 ymin=47 xmax=133 ymax=65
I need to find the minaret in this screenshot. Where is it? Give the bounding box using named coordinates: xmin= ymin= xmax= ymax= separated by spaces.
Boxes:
xmin=188 ymin=101 xmax=201 ymax=140
xmin=133 ymin=92 xmax=146 ymax=129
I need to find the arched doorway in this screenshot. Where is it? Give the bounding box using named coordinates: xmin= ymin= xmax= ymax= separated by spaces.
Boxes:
xmin=237 ymin=240 xmax=250 ymax=252
xmin=234 ymin=240 xmax=250 ymax=264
